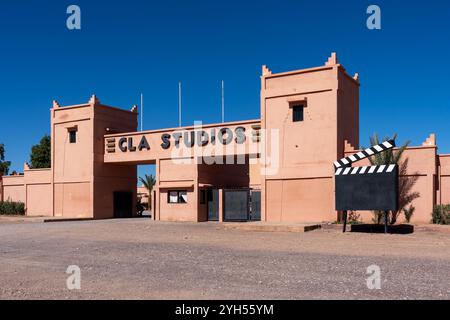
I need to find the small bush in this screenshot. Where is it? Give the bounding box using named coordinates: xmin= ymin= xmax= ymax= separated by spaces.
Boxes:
xmin=431 ymin=205 xmax=450 ymax=225
xmin=0 ymin=200 xmax=26 ymax=216
xmin=348 ymin=211 xmax=362 ymax=225
xmin=403 ymin=205 xmax=415 ymax=223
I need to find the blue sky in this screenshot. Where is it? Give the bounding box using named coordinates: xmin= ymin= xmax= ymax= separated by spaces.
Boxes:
xmin=1 ymin=0 xmax=449 ymax=176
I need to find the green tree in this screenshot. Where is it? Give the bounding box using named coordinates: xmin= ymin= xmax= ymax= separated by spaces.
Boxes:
xmin=139 ymin=174 xmax=156 ymax=193
xmin=368 ymin=134 xmax=420 ymax=225
xmin=30 ymin=135 xmax=51 ymax=169
xmin=139 ymin=174 xmax=156 ymax=210
xmin=0 ymin=143 xmax=11 ymax=175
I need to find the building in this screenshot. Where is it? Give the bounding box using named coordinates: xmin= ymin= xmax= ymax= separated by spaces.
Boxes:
xmin=1 ymin=53 xmax=449 ymax=223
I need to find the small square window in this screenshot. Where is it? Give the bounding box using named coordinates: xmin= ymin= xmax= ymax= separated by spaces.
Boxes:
xmin=168 ymin=190 xmax=188 ymax=204
xmin=292 ymin=105 xmax=304 ymax=122
xmin=69 ymin=130 xmax=77 ymax=143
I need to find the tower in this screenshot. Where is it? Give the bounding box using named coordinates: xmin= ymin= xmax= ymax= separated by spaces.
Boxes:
xmin=260 ymin=53 xmax=360 ymax=222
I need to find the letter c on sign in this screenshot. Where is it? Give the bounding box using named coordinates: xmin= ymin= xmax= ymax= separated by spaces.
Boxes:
xmin=118 ymin=138 xmax=127 ymax=152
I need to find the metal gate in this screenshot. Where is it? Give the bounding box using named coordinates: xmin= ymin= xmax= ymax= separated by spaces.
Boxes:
xmin=223 ymin=189 xmax=249 ymax=222
xmin=250 ymin=190 xmax=261 ymax=221
xmin=207 ymin=189 xmax=219 ymax=221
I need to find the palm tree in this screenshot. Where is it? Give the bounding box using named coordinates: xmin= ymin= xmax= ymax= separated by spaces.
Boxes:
xmin=0 ymin=144 xmax=11 ymax=176
xmin=139 ymin=174 xmax=156 ymax=210
xmin=368 ymin=134 xmax=420 ymax=224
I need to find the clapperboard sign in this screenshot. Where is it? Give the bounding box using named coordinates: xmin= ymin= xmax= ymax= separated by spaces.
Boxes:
xmin=334 ymin=140 xmax=399 ymax=232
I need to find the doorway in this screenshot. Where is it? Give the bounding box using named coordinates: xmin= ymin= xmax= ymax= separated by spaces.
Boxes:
xmin=207 ymin=189 xmax=219 ymax=221
xmin=223 ymin=189 xmax=250 ymax=222
xmin=113 ymin=192 xmax=133 ymax=218
xmin=250 ymin=190 xmax=261 ymax=221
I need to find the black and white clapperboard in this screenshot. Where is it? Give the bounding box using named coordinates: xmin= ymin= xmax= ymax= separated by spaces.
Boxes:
xmin=334 ymin=140 xmax=399 ymax=212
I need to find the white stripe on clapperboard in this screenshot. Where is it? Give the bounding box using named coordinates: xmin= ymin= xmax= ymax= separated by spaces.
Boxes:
xmin=334 ymin=140 xmax=395 ymax=168
xmin=335 ymin=164 xmax=396 ymax=176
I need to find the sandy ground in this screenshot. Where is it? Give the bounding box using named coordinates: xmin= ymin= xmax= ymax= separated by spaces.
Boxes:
xmin=0 ymin=218 xmax=449 ymax=300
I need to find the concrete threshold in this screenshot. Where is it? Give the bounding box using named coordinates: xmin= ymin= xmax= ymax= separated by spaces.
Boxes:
xmin=218 ymin=222 xmax=322 ymax=233
xmin=43 ymin=217 xmax=95 ymax=223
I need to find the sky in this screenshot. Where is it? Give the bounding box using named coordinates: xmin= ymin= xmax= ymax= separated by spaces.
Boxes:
xmin=0 ymin=0 xmax=449 ymax=177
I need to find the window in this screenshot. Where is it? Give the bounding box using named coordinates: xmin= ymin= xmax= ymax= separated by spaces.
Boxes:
xmin=168 ymin=190 xmax=188 ymax=204
xmin=69 ymin=130 xmax=77 ymax=143
xmin=292 ymin=105 xmax=304 ymax=122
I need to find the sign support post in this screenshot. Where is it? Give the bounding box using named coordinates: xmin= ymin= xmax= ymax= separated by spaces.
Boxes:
xmin=342 ymin=210 xmax=348 ymax=233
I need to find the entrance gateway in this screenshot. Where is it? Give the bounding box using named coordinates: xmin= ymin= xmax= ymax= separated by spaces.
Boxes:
xmin=5 ymin=53 xmax=393 ymax=223
xmin=99 ymin=53 xmax=362 ymax=223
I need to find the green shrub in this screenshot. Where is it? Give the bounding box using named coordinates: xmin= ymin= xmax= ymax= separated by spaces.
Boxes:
xmin=403 ymin=205 xmax=416 ymax=223
xmin=0 ymin=200 xmax=26 ymax=216
xmin=431 ymin=205 xmax=450 ymax=225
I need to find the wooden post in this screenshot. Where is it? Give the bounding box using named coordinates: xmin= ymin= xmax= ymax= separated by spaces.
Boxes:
xmin=384 ymin=211 xmax=389 ymax=234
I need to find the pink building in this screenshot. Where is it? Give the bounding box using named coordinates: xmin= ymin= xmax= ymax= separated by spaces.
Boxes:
xmin=1 ymin=53 xmax=449 ymax=223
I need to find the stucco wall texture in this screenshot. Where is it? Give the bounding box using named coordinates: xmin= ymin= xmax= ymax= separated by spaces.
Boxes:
xmin=1 ymin=53 xmax=448 ymax=223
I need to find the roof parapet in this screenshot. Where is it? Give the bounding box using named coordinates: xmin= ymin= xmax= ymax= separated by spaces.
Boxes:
xmin=325 ymin=52 xmax=338 ymax=66
xmin=52 ymin=100 xmax=61 ymax=109
xmin=344 ymin=139 xmax=356 ymax=153
xmin=262 ymin=65 xmax=272 ymax=76
xmin=89 ymin=94 xmax=100 ymax=106
xmin=422 ymin=134 xmax=436 ymax=147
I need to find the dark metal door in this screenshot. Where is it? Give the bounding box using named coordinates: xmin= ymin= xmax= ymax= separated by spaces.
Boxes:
xmin=250 ymin=191 xmax=261 ymax=221
xmin=223 ymin=190 xmax=249 ymax=222
xmin=113 ymin=192 xmax=133 ymax=218
xmin=207 ymin=189 xmax=219 ymax=221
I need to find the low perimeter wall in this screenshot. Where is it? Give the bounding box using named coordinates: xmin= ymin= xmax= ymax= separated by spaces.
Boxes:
xmin=1 ymin=168 xmax=52 ymax=216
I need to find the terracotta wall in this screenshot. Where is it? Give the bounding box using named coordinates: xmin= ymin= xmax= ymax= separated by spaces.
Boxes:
xmin=159 ymin=187 xmax=197 ymax=222
xmin=24 ymin=169 xmax=52 ymax=216
xmin=198 ymin=160 xmax=249 ymax=188
xmin=51 ymin=98 xmax=138 ymax=219
xmin=266 ymin=178 xmax=335 ymax=223
xmin=157 ymin=159 xmax=197 ymax=221
xmin=438 ymin=155 xmax=450 ymax=205
xmin=52 ymin=105 xmax=94 ymax=218
xmin=1 ymin=169 xmax=52 ymax=216
xmin=337 ymin=68 xmax=360 ymax=158
xmin=260 ymin=54 xmax=359 ymax=223
xmin=1 ymin=176 xmax=25 ymax=203
xmin=92 ymin=104 xmax=138 ymax=219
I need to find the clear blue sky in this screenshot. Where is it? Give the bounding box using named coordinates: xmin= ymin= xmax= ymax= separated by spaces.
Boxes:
xmin=1 ymin=0 xmax=449 ymax=176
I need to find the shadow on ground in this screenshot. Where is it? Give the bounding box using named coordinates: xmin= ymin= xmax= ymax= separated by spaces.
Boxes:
xmin=351 ymin=224 xmax=414 ymax=234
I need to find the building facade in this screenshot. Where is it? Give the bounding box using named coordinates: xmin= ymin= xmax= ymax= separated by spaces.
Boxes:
xmin=1 ymin=53 xmax=449 ymax=223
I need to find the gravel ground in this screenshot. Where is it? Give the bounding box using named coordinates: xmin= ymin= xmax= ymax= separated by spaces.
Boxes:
xmin=0 ymin=219 xmax=449 ymax=300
